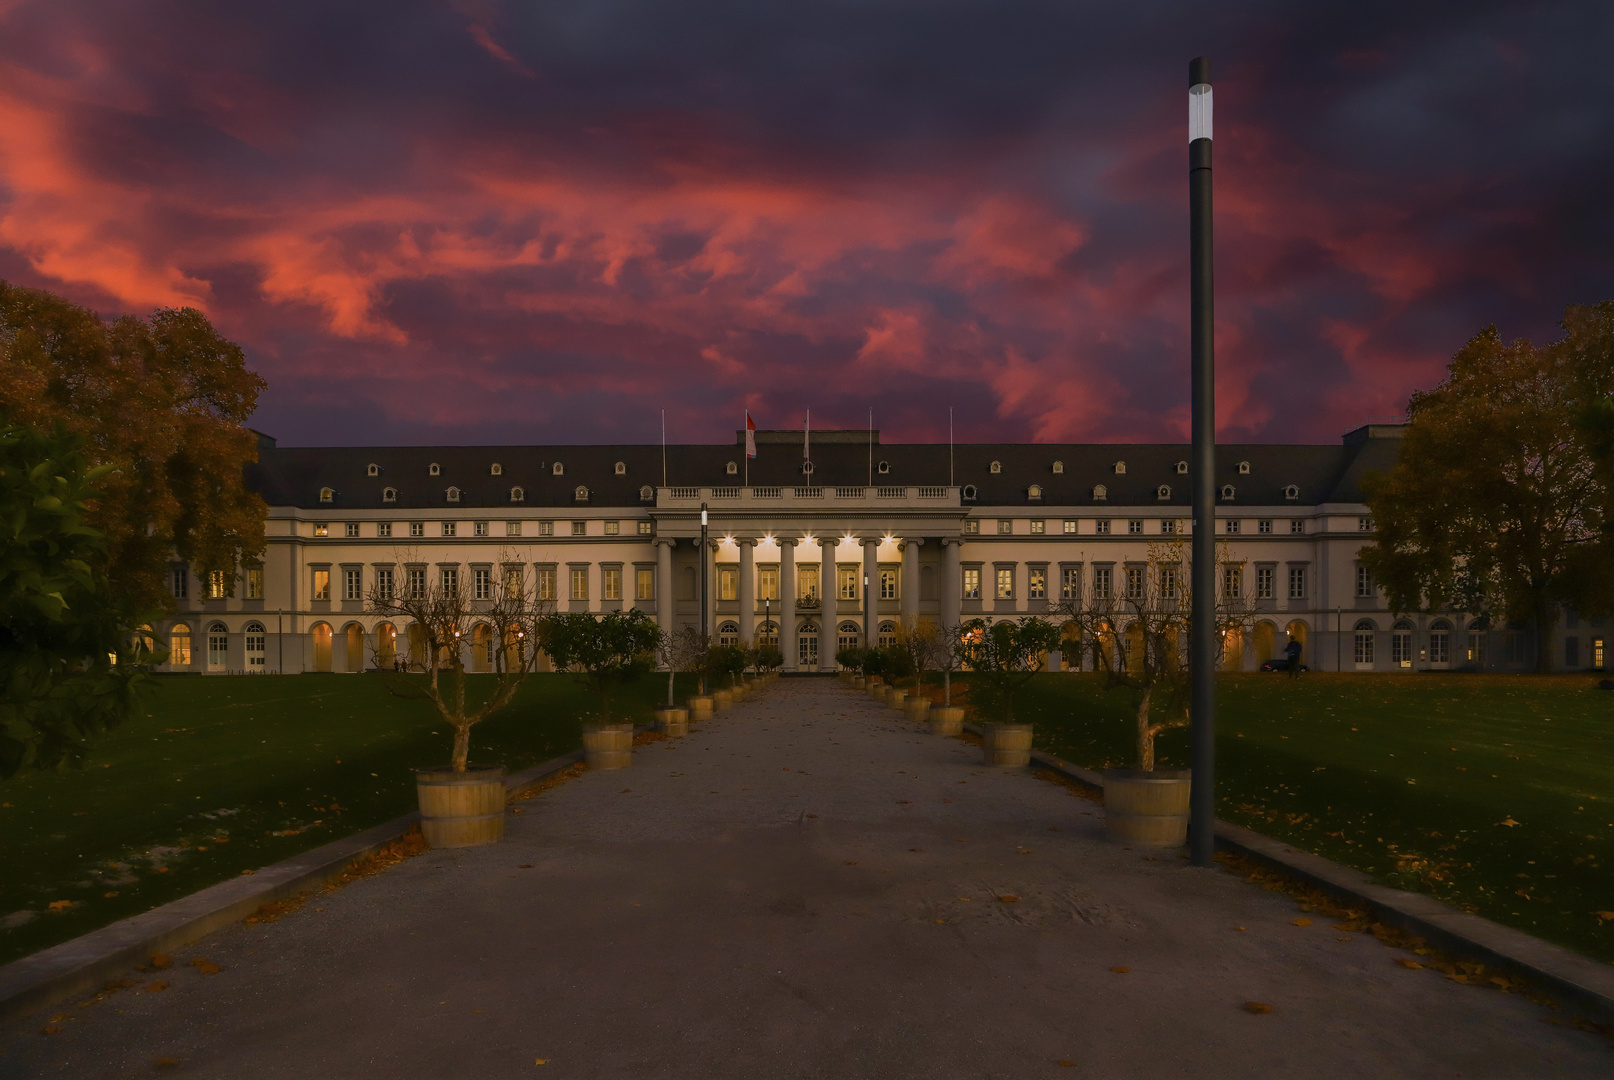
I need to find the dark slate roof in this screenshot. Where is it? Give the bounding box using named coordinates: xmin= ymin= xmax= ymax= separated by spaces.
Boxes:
xmin=245 ymin=426 xmax=1403 ymax=510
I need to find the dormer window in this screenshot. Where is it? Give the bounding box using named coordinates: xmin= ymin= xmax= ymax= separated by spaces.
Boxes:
xmin=490 ymin=463 xmax=503 ymax=476
xmin=989 ymin=461 xmax=1002 ymax=474
xmin=428 ymin=463 xmax=440 ymax=477
xmin=446 ymin=486 xmax=461 ymax=503
xmin=318 ymin=487 xmax=334 ymax=503
xmin=1220 ymin=484 xmax=1236 ymax=501
xmin=1237 ymin=461 xmax=1250 ymax=475
xmin=877 ymin=461 xmax=890 ymax=475
xmin=614 ymin=461 xmax=627 ymax=476
xmin=1052 ymin=461 xmax=1064 ymax=474
xmin=552 ymin=462 xmax=564 ymax=476
xmin=1175 ymin=460 xmax=1188 ymax=475
xmin=1156 ymin=484 xmax=1171 ymax=501
xmin=1284 ymin=484 xmax=1300 ymax=501
xmin=382 ymin=487 xmax=397 ymax=503
xmin=1027 ymin=484 xmax=1043 ymax=500
xmin=366 ymin=464 xmax=380 ymax=477
xmin=509 ymin=486 xmax=524 ymax=502
xmin=962 ymin=484 xmax=977 ymax=501
xmin=1113 ymin=461 xmax=1126 ymax=475
xmin=639 ymin=484 xmax=654 ymax=501
xmin=726 ymin=461 xmax=738 ymax=475
xmin=574 ymin=485 xmax=589 ymax=502
xmin=1092 ymin=484 xmax=1108 ymax=501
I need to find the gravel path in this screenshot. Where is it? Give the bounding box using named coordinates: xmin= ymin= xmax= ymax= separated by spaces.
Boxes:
xmin=3 ymin=678 xmax=1609 ymax=1078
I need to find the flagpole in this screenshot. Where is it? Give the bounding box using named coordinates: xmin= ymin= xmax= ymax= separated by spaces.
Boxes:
xmin=744 ymin=409 xmax=748 ymax=488
xmin=661 ymin=410 xmax=666 ymax=489
xmin=867 ymin=408 xmax=873 ymax=487
xmin=949 ymin=407 xmax=954 ymax=488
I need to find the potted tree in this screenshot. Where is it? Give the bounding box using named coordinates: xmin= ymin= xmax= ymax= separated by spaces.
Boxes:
xmin=880 ymin=644 xmax=914 ymax=708
xmin=1058 ymin=540 xmax=1255 ymax=846
xmin=958 ymin=616 xmax=1061 ymax=767
xmin=540 ymin=609 xmax=663 ymax=770
xmin=836 ymin=647 xmax=866 ymax=688
xmin=707 ymin=642 xmax=746 ymax=709
xmin=928 ymin=622 xmax=970 ymax=736
xmin=655 ymin=625 xmax=704 ymax=736
xmin=369 ymin=549 xmax=549 ymax=847
xmin=896 ymin=618 xmax=942 ymax=723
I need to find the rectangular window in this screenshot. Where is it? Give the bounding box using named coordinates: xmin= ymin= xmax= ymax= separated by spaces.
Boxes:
xmin=344 ymin=568 xmax=362 ymax=601
xmin=1061 ymin=567 xmax=1082 ymax=600
xmin=407 ymin=567 xmax=426 ymax=600
xmin=1092 ymin=567 xmax=1112 ymax=600
xmin=1359 ymin=516 xmax=1373 ymax=531
xmin=603 ymin=567 xmax=621 ymax=601
xmin=504 ymin=566 xmax=522 ymax=599
xmin=1029 ymin=567 xmax=1046 ymax=600
xmin=314 ymin=523 xmax=329 ymax=537
xmin=604 ymin=520 xmax=620 ymax=535
xmin=170 ymin=626 xmax=192 ymax=667
xmin=997 ymin=519 xmax=1012 ymax=535
xmin=172 ymin=567 xmax=189 ymax=599
xmin=636 ymin=568 xmax=655 ymax=600
xmin=571 ymin=521 xmax=586 ymax=536
xmin=345 ymin=523 xmax=360 ymax=538
xmin=1354 ymin=631 xmax=1375 ymax=665
xmin=376 ymin=567 xmax=394 ymax=599
xmin=536 ymin=567 xmax=556 ymax=601
xmin=474 ymin=567 xmax=491 ymax=600
xmin=718 ymin=567 xmax=738 ymax=601
xmin=963 ymin=519 xmax=980 ymax=534
xmin=410 ymin=521 xmax=424 ymax=537
xmin=996 ymin=568 xmax=1014 ymax=600
xmin=440 ymin=567 xmax=458 ymax=594
xmin=1160 ymin=519 xmax=1177 ymax=535
xmin=1125 ymin=520 xmax=1142 ymax=535
xmin=1290 ymin=519 xmax=1306 ymax=535
xmin=1393 ymin=629 xmax=1413 ymax=667
xmin=838 ymin=567 xmax=859 ymax=601
xmin=1257 ymin=520 xmax=1273 ymax=534
xmin=1256 ymin=567 xmax=1274 ymax=600
xmin=506 ymin=521 xmax=522 ymax=536
xmin=1466 ymin=631 xmax=1484 ymax=664
xmin=570 ymin=568 xmax=589 ymax=600
xmin=1095 ymin=520 xmax=1111 ymax=535
xmin=207 ymin=569 xmax=227 ymax=599
xmin=312 ymin=569 xmax=330 ymax=601
xmin=1030 ymin=519 xmax=1045 ymax=535
xmin=246 ymin=566 xmax=263 ymax=600
xmin=1288 ymin=566 xmax=1306 ymax=600
xmin=879 ymin=568 xmax=898 ymax=600
xmin=378 ymin=522 xmax=393 ymax=538
xmin=1225 ymin=519 xmax=1241 ymax=534
xmin=759 ymin=567 xmax=780 ymax=601
xmin=798 ymin=566 xmax=820 ymax=600
xmin=638 ymin=521 xmax=653 ymax=535
xmin=442 ymin=522 xmax=456 ymax=537
xmin=539 ymin=521 xmax=555 ymax=536
xmin=1355 ymin=564 xmax=1374 ymax=597
xmin=1159 ymin=566 xmax=1179 ymax=600
xmin=1063 ymin=520 xmax=1077 ymax=534
xmin=962 ymin=568 xmax=981 ymax=600
xmin=1125 ymin=567 xmax=1144 ymax=600
xmin=1222 ymin=565 xmax=1242 ymax=599
xmin=474 ymin=522 xmax=489 ymax=537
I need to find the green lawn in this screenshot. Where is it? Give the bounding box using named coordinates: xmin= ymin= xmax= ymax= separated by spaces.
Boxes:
xmin=992 ymin=672 xmax=1614 ymax=963
xmin=0 ymin=672 xmax=696 ymax=964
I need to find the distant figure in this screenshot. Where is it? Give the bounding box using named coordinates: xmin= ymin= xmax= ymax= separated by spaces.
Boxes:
xmin=1284 ymin=637 xmax=1303 ymax=678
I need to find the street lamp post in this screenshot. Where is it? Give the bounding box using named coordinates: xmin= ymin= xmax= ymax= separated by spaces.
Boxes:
xmin=1188 ymin=56 xmax=1217 ymax=868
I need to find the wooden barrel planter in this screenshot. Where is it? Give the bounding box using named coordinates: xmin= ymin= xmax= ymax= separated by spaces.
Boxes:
xmin=582 ymin=723 xmax=634 ymax=770
xmin=852 ymin=676 xmax=865 ymax=689
xmin=689 ymin=695 xmax=713 ymax=720
xmin=903 ymin=697 xmax=930 ymax=723
xmin=980 ymin=723 xmax=1033 ymax=767
xmin=655 ymin=706 xmax=689 ymax=736
xmin=929 ymin=706 xmax=964 ymax=736
xmin=713 ymin=689 xmax=734 ymax=710
xmin=415 ymin=765 xmax=506 ymax=848
xmin=1103 ymin=769 xmax=1191 ymax=847
xmin=888 ymin=689 xmax=907 ymax=709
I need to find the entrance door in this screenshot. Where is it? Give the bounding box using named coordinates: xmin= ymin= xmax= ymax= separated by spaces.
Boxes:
xmin=799 ymin=633 xmax=818 ymax=670
xmin=207 ymin=623 xmax=228 ymax=672
xmin=244 ymin=622 xmax=267 ymax=671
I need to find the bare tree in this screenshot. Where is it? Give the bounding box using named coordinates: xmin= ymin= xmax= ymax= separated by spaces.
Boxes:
xmin=367 ymin=547 xmax=553 ymax=771
xmin=895 ymin=616 xmax=947 ymax=699
xmin=1055 ymin=539 xmax=1255 ymax=771
xmin=656 ymin=625 xmax=706 ymax=707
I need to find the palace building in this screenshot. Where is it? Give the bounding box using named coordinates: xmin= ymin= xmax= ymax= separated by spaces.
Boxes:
xmin=154 ymin=424 xmax=1602 ymax=675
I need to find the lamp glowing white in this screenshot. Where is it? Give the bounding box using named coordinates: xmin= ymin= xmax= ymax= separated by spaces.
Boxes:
xmin=1189 ymin=82 xmax=1212 ymax=143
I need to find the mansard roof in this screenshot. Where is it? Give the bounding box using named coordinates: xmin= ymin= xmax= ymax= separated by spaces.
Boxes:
xmin=245 ymin=425 xmax=1402 ymax=511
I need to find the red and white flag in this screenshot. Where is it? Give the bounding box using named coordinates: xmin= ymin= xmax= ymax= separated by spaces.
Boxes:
xmin=745 ymin=411 xmax=757 ymax=459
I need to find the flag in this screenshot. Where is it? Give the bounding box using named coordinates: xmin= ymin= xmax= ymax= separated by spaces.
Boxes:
xmin=745 ymin=411 xmax=756 ymax=459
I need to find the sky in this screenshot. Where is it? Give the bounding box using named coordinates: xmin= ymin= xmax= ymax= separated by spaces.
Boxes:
xmin=1 ymin=1 xmax=1611 ymax=448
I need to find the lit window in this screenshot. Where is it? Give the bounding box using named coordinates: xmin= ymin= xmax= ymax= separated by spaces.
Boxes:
xmin=246 ymin=567 xmax=263 ymax=600
xmin=1027 ymin=484 xmax=1042 ymax=500
xmin=963 ymin=518 xmax=980 ymax=534
xmin=170 ymin=624 xmax=192 ymax=666
xmin=1029 ymin=568 xmax=1046 ymax=600
xmin=638 ymin=521 xmax=653 ymax=535
xmin=1060 ymin=568 xmax=1081 ymax=600
xmin=312 ymin=569 xmax=330 ymax=601
xmin=603 ymin=567 xmax=621 ymax=601
xmin=536 ymin=567 xmax=556 ymax=601
xmin=1052 ymin=461 xmax=1064 ymax=474
xmin=604 ymin=521 xmax=620 ymax=535
xmin=207 ymin=570 xmax=227 ymax=599
xmin=1063 ymin=520 xmax=1077 ymax=534
xmin=838 ymin=568 xmax=859 ymax=601
xmin=636 ymin=568 xmax=655 ymax=600
xmin=570 ymin=568 xmax=589 ymax=600
xmin=997 ymin=519 xmax=1013 ymax=535
xmin=797 ymin=566 xmax=820 ymax=600
xmin=319 ymin=487 xmax=333 ymax=503
xmin=996 ymin=568 xmax=1014 ymax=599
xmin=1030 ymin=519 xmax=1045 ymax=534
xmin=720 ymin=568 xmax=739 ymax=601
xmin=759 ymin=568 xmax=780 ymax=601
xmin=314 ymin=524 xmax=329 ymax=537
xmin=962 ymin=568 xmax=981 ymax=600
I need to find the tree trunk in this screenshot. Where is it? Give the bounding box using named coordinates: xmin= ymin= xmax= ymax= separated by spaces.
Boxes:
xmin=451 ymin=723 xmax=470 ymax=772
xmin=943 ymin=669 xmax=951 ymax=705
xmin=1533 ymin=598 xmax=1556 ymax=673
xmin=1136 ymin=685 xmax=1155 ymax=771
xmin=667 ymin=668 xmax=675 ymax=706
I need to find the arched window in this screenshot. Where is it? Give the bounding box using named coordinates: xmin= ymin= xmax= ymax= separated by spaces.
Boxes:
xmin=1156 ymin=485 xmax=1171 ymax=501
xmin=311 ymin=622 xmax=333 ymax=672
xmin=1175 ymin=460 xmax=1188 ymax=475
xmin=367 ymin=463 xmax=380 ymax=477
xmin=446 ymin=486 xmax=461 ymax=503
xmin=509 ymin=486 xmax=525 ymax=502
xmin=919 ymin=564 xmax=936 ymax=601
xmin=640 ymin=485 xmax=654 ymax=501
xmin=837 ymin=620 xmax=860 ymax=653
xmin=1237 ymin=461 xmax=1250 ymax=475
xmin=1027 ymin=484 xmax=1042 ymax=500
xmin=758 ymin=621 xmax=779 ymax=647
xmin=1353 ymin=619 xmax=1376 ymax=667
xmin=1391 ymin=620 xmax=1414 ymax=668
xmin=1092 ymin=484 xmax=1107 ymax=501
xmin=989 ymin=461 xmax=1002 ymax=474
xmin=244 ymin=622 xmax=266 ymax=670
xmin=726 ymin=461 xmax=738 ymax=475
xmin=1220 ymin=484 xmax=1235 ymax=500
xmin=206 ymin=622 xmax=228 ymax=671
xmin=574 ymin=485 xmax=589 ymax=502
xmin=1429 ymin=618 xmax=1452 ymax=666
xmin=615 ymin=461 xmax=627 ymax=476
xmin=429 ymin=463 xmax=441 ymax=476
xmin=877 ymin=460 xmax=890 ymax=475
xmin=344 ymin=623 xmax=364 ymax=673
xmin=1052 ymin=461 xmax=1064 ymax=474
xmin=798 ymin=620 xmax=819 ymax=669
xmin=471 ymin=623 xmax=494 ymax=672
xmin=383 ymin=487 xmax=397 ymax=502
xmin=490 ymin=463 xmax=503 ymax=476
xmin=877 ymin=621 xmax=898 ymax=648
xmin=552 ymin=462 xmax=564 ymax=476
xmin=1113 ymin=461 xmax=1127 ymax=475
xmin=1284 ymin=484 xmax=1300 ymax=500
xmin=170 ymin=623 xmax=193 ymax=667
xmin=319 ymin=487 xmax=334 ymax=503
xmin=718 ymin=621 xmax=740 ymax=647
xmin=962 ymin=484 xmax=977 ymax=501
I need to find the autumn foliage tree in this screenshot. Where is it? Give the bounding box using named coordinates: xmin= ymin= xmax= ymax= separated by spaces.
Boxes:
xmin=0 ymin=283 xmax=267 ymax=614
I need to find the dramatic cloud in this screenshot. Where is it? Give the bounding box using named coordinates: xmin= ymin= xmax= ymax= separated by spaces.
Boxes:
xmin=0 ymin=1 xmax=1610 ymax=446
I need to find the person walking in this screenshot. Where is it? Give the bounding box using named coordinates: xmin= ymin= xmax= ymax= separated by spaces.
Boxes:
xmin=1284 ymin=635 xmax=1303 ymax=678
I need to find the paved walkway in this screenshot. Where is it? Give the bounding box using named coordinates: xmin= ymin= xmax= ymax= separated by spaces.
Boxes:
xmin=3 ymin=679 xmax=1610 ymax=1078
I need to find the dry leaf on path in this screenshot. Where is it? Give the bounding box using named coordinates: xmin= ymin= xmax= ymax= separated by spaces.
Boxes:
xmin=144 ymin=981 xmax=169 ymax=992
xmin=1595 ymin=911 xmax=1614 ymax=924
xmin=1242 ymin=1002 xmax=1273 ymax=1014
xmin=1110 ymin=966 xmax=1130 ymax=973
xmin=1291 ymin=918 xmax=1313 ymax=927
xmin=998 ymin=895 xmax=1019 ymax=903
xmin=188 ymin=959 xmax=222 ymax=975
xmin=150 ymin=954 xmax=173 ymax=969
xmin=1396 ymin=958 xmax=1424 ymax=970
xmin=1496 ymin=818 xmax=1521 ymax=827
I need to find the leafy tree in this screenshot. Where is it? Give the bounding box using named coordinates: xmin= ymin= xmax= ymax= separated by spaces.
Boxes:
xmin=1 ymin=420 xmax=158 ymax=777
xmin=895 ymin=617 xmax=946 ymax=696
xmin=835 ymin=646 xmax=867 ymax=675
xmin=703 ymin=642 xmax=747 ymax=689
xmin=1360 ymin=322 xmax=1602 ymax=671
xmin=541 ymin=610 xmax=663 ymax=723
xmin=0 ymin=283 xmax=267 ymax=614
xmin=750 ymin=644 xmax=784 ymax=673
xmin=956 ymin=616 xmax=1060 ymax=724
xmin=1562 ymin=300 xmax=1614 ymax=613
xmin=368 ymin=549 xmax=550 ymax=771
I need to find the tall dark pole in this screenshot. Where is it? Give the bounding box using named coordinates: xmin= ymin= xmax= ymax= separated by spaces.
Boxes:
xmin=700 ymin=503 xmax=710 ymax=692
xmin=1188 ymin=56 xmax=1217 ymax=867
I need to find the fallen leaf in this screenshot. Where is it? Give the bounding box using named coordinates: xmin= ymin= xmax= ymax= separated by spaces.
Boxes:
xmin=1234 ymin=926 xmax=1246 ymax=931
xmin=1110 ymin=966 xmax=1130 ymax=973
xmin=240 ymin=869 xmax=255 ymax=876
xmin=1242 ymin=1002 xmax=1273 ymax=1014
xmin=145 ymin=980 xmax=169 ymax=992
xmin=806 ymin=814 xmax=818 ymax=818
xmin=909 ymin=848 xmax=924 ymax=852
xmin=1057 ymin=1061 xmax=1076 ymax=1068
xmin=518 ymin=864 xmax=533 ymax=869
xmin=843 ymin=860 xmax=857 ymax=866
xmin=535 ymin=1059 xmax=548 ymax=1065
xmin=154 ymin=1059 xmax=179 ymax=1069
xmin=1291 ymin=918 xmax=1312 ymax=927
xmin=1396 ymin=958 xmax=1423 ymax=970
xmin=103 ymin=891 xmax=119 ymax=898
xmin=40 ymin=1025 xmax=62 ymax=1035
xmin=1496 ymin=818 xmax=1521 ymax=828
xmin=619 ymin=788 xmax=631 ymax=793
xmin=156 ymin=867 xmax=170 ymax=874
xmin=150 ymin=954 xmax=172 ymax=969
xmin=47 ymin=900 xmax=74 ymax=911
xmin=1595 ymin=911 xmax=1614 ymax=924
xmin=188 ymin=959 xmax=221 ymax=975
xmin=998 ymin=895 xmax=1019 ymax=903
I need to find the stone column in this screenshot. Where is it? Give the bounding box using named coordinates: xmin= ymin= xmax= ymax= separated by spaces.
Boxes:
xmin=738 ymin=537 xmax=755 ymax=647
xmin=901 ymin=538 xmax=922 ymax=627
xmin=656 ymin=538 xmax=675 ymax=639
xmin=943 ymin=538 xmax=963 ymax=628
xmin=820 ymin=537 xmax=837 ymax=672
xmin=863 ymin=536 xmax=880 ymax=650
xmin=779 ymin=538 xmax=796 ymax=671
